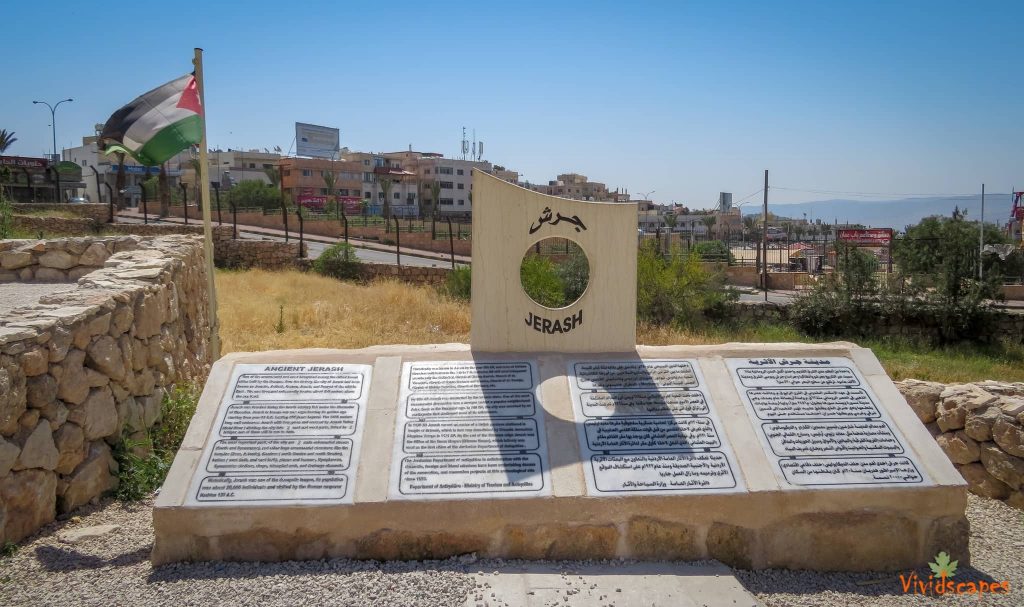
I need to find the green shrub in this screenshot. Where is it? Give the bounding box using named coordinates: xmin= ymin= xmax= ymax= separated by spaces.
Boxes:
xmin=556 ymin=249 xmax=590 ymax=304
xmin=636 ymin=241 xmax=735 ymax=327
xmin=693 ymin=240 xmax=733 ymax=263
xmin=520 ymin=254 xmax=566 ymax=308
xmin=114 ymin=384 xmax=199 ymax=501
xmin=792 ymin=243 xmax=888 ymax=337
xmin=0 ymin=189 xmax=11 ymax=239
xmin=313 ymin=242 xmax=364 ymax=281
xmin=794 ymin=230 xmax=1003 ymax=343
xmin=444 ymin=266 xmax=472 ymax=301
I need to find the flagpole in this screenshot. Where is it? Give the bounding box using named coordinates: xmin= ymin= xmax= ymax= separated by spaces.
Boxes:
xmin=192 ymin=48 xmax=221 ymax=360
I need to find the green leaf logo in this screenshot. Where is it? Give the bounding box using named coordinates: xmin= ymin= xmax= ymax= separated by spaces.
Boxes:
xmin=928 ymin=551 xmax=958 ymax=579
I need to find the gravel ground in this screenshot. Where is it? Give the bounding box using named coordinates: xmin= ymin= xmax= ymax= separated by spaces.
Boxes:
xmin=0 ymin=494 xmax=1020 ymax=606
xmin=737 ymin=494 xmax=1024 ymax=607
xmin=0 ymin=282 xmax=76 ymax=315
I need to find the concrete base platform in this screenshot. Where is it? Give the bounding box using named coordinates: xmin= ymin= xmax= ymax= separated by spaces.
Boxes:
xmin=463 ymin=561 xmax=763 ymax=607
xmin=153 ymin=343 xmax=968 ymax=571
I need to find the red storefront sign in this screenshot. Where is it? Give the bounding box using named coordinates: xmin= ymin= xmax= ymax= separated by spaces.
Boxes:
xmin=340 ymin=197 xmax=363 ymax=214
xmin=838 ymin=228 xmax=893 ymax=246
xmin=0 ymin=156 xmax=48 ymax=169
xmin=297 ymin=195 xmax=328 ymax=209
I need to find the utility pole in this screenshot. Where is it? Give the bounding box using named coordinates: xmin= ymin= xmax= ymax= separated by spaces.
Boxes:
xmin=979 ymin=183 xmax=985 ymax=280
xmin=763 ymin=170 xmax=769 ymax=301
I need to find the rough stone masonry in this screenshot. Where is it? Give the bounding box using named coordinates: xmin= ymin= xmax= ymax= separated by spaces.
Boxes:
xmin=897 ymin=379 xmax=1024 ymax=511
xmin=0 ymin=235 xmax=213 ymax=543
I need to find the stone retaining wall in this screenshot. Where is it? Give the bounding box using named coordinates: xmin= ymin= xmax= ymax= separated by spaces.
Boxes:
xmin=12 ymin=215 xmax=106 ymax=237
xmin=727 ymin=300 xmax=1024 ymax=343
xmin=7 ymin=216 xmax=302 ymax=272
xmin=12 ymin=203 xmax=109 ymax=223
xmin=897 ymin=380 xmax=1024 ymax=510
xmin=12 ymin=216 xmax=235 ymax=241
xmin=214 ymin=239 xmax=306 ymax=271
xmin=363 ymin=264 xmax=451 ymax=286
xmin=0 ymin=235 xmax=213 ymax=543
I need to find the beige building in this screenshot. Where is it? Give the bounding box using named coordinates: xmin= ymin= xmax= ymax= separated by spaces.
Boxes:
xmin=280 ymin=156 xmax=364 ymax=212
xmin=524 ymin=172 xmax=626 ymax=202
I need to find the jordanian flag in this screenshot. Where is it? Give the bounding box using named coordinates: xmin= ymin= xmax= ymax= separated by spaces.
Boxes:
xmin=100 ymin=73 xmax=203 ymax=166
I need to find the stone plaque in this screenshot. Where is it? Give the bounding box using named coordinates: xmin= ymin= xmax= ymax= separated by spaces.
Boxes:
xmin=727 ymin=357 xmax=929 ymax=487
xmin=185 ymin=363 xmax=372 ymax=505
xmin=389 ymin=360 xmax=552 ymax=499
xmin=568 ymin=359 xmax=744 ymax=495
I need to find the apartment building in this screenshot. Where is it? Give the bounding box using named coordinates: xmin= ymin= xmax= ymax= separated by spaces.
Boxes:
xmin=343 ymin=152 xmax=420 ymax=217
xmin=523 ymin=172 xmax=624 ymax=202
xmin=380 ymin=151 xmax=523 ymax=217
xmin=280 ymin=157 xmax=364 ymax=212
xmin=206 ymin=149 xmax=281 ymax=188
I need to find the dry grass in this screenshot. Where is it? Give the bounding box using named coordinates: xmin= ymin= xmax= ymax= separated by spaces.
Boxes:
xmin=216 ymin=270 xmax=469 ymax=353
xmin=215 ymin=270 xmax=1024 ymax=383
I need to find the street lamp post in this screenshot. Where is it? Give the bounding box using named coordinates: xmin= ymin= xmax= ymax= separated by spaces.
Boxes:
xmin=32 ymin=98 xmax=73 ymax=202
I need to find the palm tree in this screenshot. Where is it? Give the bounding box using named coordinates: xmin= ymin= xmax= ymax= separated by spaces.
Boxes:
xmin=264 ymin=166 xmax=281 ymax=187
xmin=264 ymin=165 xmax=289 ymax=238
xmin=114 ymin=152 xmax=126 ymax=209
xmin=322 ymin=168 xmax=337 ymax=215
xmin=429 ymin=179 xmax=441 ymax=238
xmin=742 ymin=215 xmax=759 ymax=268
xmin=187 ymin=158 xmax=202 ymax=210
xmin=158 ymin=164 xmax=170 ymax=216
xmin=0 ymin=130 xmax=17 ymax=153
xmin=379 ymin=175 xmax=393 ymax=232
xmin=742 ymin=216 xmax=757 ymax=240
xmin=701 ymin=215 xmax=717 ymax=239
xmin=663 ymin=213 xmax=677 ymax=229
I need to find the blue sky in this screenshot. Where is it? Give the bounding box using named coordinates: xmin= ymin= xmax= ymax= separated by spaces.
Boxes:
xmin=4 ymin=0 xmax=1021 ymax=207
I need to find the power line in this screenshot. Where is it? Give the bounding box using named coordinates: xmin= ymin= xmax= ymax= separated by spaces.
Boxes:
xmin=772 ymin=186 xmax=992 ymax=199
xmin=733 ymin=188 xmax=763 ymax=204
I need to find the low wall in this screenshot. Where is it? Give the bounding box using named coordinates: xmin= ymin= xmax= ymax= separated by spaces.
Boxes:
xmin=897 ymin=380 xmax=1024 ymax=511
xmin=12 ymin=215 xmax=105 ymax=237
xmin=13 ymin=216 xmax=235 ymax=242
xmin=727 ymin=300 xmax=1024 ymax=343
xmin=1003 ymin=285 xmax=1024 ymax=301
xmin=363 ymin=263 xmax=451 ymax=286
xmin=12 ymin=203 xmax=109 ymax=223
xmin=0 ymin=235 xmax=214 ymax=543
xmin=215 ymin=239 xmax=306 ymax=271
xmin=168 ymin=206 xmax=473 ymax=256
xmin=724 ymin=265 xmax=759 ymax=287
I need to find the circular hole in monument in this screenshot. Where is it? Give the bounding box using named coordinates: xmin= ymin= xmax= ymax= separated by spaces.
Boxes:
xmin=520 ymin=238 xmax=590 ymax=309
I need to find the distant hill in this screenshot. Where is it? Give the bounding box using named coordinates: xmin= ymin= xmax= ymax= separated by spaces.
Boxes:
xmin=742 ymin=194 xmax=1015 ymax=230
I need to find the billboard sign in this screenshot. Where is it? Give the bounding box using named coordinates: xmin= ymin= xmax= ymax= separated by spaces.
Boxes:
xmin=838 ymin=228 xmax=893 ymax=246
xmin=295 ymin=122 xmax=340 ymax=159
xmin=297 ymin=194 xmax=328 ymax=209
xmin=0 ymin=155 xmax=48 ymax=169
xmin=340 ymin=196 xmax=363 ymax=214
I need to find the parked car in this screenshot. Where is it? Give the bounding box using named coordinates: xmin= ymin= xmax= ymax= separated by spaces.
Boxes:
xmin=68 ymin=196 xmax=89 ymax=204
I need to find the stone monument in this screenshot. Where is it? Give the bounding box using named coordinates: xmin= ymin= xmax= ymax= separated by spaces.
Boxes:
xmin=153 ymin=172 xmax=967 ymax=570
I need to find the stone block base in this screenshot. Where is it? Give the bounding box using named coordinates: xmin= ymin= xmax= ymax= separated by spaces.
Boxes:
xmin=153 ymin=343 xmax=968 ymax=570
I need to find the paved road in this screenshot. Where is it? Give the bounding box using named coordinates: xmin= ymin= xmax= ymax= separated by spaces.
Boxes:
xmin=115 ymin=215 xmax=461 ymax=268
xmin=239 ymin=231 xmax=461 ymax=268
xmin=737 ymin=290 xmax=796 ymax=304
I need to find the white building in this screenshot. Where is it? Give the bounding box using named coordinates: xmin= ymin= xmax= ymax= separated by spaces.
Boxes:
xmin=381 ymin=151 xmax=522 ymax=217
xmin=63 ymin=136 xmax=183 ymax=206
